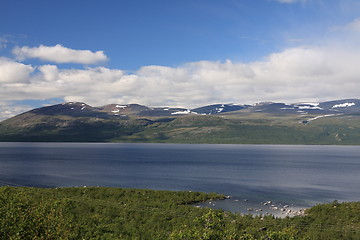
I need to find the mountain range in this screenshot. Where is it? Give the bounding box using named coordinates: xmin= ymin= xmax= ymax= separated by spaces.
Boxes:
xmin=1 ymin=99 xmax=360 ymax=144
xmin=9 ymin=98 xmax=360 ymax=117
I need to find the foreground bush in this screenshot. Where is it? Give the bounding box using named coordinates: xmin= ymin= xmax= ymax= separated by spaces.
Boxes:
xmin=0 ymin=187 xmax=359 ymax=239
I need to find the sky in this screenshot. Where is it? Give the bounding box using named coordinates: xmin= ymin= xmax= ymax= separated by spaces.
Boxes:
xmin=1 ymin=0 xmax=360 ymax=120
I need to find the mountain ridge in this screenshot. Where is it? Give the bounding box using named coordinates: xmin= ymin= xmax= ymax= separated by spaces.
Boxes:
xmin=13 ymin=98 xmax=360 ymax=119
xmin=1 ymin=98 xmax=360 ymax=144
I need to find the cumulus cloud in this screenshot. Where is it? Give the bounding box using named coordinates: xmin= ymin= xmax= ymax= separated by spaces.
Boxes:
xmin=12 ymin=44 xmax=108 ymax=64
xmin=1 ymin=43 xmax=360 ymax=113
xmin=38 ymin=65 xmax=59 ymax=81
xmin=0 ymin=57 xmax=34 ymax=83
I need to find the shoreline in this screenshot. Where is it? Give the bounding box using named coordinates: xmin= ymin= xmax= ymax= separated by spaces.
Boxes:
xmin=1 ymin=141 xmax=360 ymax=146
xmin=195 ymin=196 xmax=308 ymax=218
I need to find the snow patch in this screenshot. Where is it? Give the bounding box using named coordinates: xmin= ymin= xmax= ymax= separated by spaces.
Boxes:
xmin=116 ymin=105 xmax=127 ymax=108
xmin=171 ymin=110 xmax=191 ymax=115
xmin=332 ymin=102 xmax=355 ymax=108
xmin=306 ymin=114 xmax=340 ymax=122
xmin=171 ymin=109 xmax=197 ymax=115
xmin=111 ymin=109 xmax=120 ymax=113
xmin=300 ymin=102 xmax=319 ymax=106
xmin=297 ymin=106 xmax=323 ymax=110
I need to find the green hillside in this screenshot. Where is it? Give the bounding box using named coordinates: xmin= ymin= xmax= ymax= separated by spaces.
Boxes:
xmin=1 ymin=186 xmax=359 ymax=239
xmin=1 ymin=110 xmax=360 ymax=145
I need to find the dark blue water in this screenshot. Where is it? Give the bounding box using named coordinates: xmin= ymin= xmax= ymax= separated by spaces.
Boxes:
xmin=1 ymin=142 xmax=359 ymax=212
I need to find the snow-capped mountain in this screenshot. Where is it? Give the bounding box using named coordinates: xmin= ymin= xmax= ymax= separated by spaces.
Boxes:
xmin=2 ymin=98 xmax=360 ymax=144
xmin=19 ymin=99 xmax=360 ymax=119
xmin=191 ymin=104 xmax=246 ymax=115
xmin=242 ymin=99 xmax=360 ymax=115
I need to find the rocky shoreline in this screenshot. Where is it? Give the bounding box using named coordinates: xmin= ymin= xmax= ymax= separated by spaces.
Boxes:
xmin=195 ymin=196 xmax=308 ymax=218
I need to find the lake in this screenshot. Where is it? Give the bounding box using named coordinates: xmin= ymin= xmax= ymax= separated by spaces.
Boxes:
xmin=1 ymin=142 xmax=359 ymax=215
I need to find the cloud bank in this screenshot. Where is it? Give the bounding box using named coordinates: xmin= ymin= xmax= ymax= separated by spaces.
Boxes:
xmin=1 ymin=18 xmax=360 ymax=120
xmin=12 ymin=44 xmax=108 ymax=64
xmin=1 ymin=44 xmax=359 ymax=111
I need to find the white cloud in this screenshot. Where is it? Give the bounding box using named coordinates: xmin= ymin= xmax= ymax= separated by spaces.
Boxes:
xmin=12 ymin=44 xmax=108 ymax=64
xmin=1 ymin=42 xmax=360 ymax=114
xmin=1 ymin=18 xmax=360 ymax=120
xmin=38 ymin=65 xmax=59 ymax=81
xmin=333 ymin=18 xmax=360 ymax=32
xmin=0 ymin=57 xmax=34 ymax=83
xmin=0 ymin=101 xmax=33 ymax=121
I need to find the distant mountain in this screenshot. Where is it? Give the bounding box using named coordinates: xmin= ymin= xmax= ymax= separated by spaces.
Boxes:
xmin=191 ymin=104 xmax=246 ymax=115
xmin=240 ymin=99 xmax=360 ymax=115
xmin=1 ymin=99 xmax=360 ymax=144
xmin=318 ymin=99 xmax=360 ymax=113
xmin=21 ymin=99 xmax=360 ymax=119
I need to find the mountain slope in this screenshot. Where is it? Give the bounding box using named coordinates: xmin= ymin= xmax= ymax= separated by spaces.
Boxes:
xmin=1 ymin=99 xmax=360 ymax=144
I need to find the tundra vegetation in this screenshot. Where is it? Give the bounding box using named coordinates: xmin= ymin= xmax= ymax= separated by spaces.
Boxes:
xmin=2 ymin=113 xmax=360 ymax=145
xmin=2 ymin=100 xmax=360 ymax=144
xmin=0 ymin=187 xmax=359 ymax=239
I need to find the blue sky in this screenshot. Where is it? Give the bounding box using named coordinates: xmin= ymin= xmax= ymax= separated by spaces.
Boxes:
xmin=2 ymin=0 xmax=358 ymax=69
xmin=1 ymin=0 xmax=360 ymax=120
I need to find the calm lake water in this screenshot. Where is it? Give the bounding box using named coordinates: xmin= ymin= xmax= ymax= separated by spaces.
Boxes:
xmin=1 ymin=142 xmax=359 ymax=214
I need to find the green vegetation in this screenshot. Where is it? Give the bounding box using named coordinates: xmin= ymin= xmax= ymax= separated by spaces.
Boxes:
xmin=1 ymin=187 xmax=359 ymax=239
xmin=2 ymin=111 xmax=360 ymax=144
